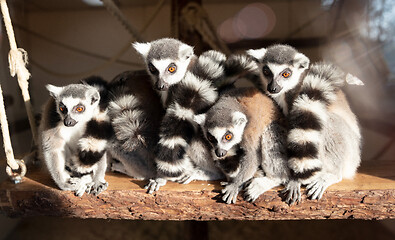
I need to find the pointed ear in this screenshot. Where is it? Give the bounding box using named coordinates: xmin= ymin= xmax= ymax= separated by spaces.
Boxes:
xmin=232 ymin=111 xmax=247 ymax=127
xmin=246 ymin=48 xmax=267 ymax=61
xmin=293 ymin=53 xmax=310 ymax=69
xmin=86 ymin=88 xmax=100 ymax=105
xmin=46 ymin=84 xmax=63 ymax=98
xmin=179 ymin=43 xmax=194 ymax=60
xmin=132 ymin=42 xmax=151 ymax=58
xmin=194 ymin=113 xmax=206 ymax=126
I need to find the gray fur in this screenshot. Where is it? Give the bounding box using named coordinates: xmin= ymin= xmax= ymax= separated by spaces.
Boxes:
xmin=146 ymin=38 xmax=186 ymax=61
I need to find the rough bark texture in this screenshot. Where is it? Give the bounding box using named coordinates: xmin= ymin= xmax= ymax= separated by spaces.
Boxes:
xmin=1 ymin=165 xmax=394 ymax=220
xmin=0 ymin=167 xmax=395 ymax=220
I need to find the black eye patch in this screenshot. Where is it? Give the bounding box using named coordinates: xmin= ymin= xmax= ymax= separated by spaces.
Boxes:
xmin=148 ymin=62 xmax=159 ymax=75
xmin=206 ymin=132 xmax=217 ymax=144
xmin=59 ymin=103 xmax=67 ymax=114
xmin=262 ymin=65 xmax=273 ymax=77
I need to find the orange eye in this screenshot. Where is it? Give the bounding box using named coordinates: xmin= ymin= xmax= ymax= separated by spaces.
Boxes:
xmin=225 ymin=134 xmax=232 ymax=141
xmin=59 ymin=107 xmax=64 ymax=112
xmin=282 ymin=72 xmax=291 ymax=78
xmin=168 ymin=66 xmax=176 ymax=73
xmin=76 ymin=106 xmax=84 ymax=112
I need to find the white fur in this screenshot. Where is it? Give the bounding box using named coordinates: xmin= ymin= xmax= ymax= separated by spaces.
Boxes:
xmin=152 ymin=58 xmax=191 ymax=87
xmin=159 ymin=136 xmax=188 ymax=149
xmin=292 ymin=95 xmax=328 ymax=122
xmin=232 ymin=111 xmax=247 ymax=126
xmin=198 ymin=55 xmax=225 ymax=79
xmin=46 ymin=84 xmax=63 ymax=97
xmin=247 ymin=48 xmax=267 ymax=60
xmin=293 ymin=53 xmax=310 ymax=68
xmin=288 ymin=157 xmax=322 ymax=173
xmin=168 ymin=103 xmax=194 ymax=120
xmin=78 ymin=137 xmax=107 ymax=152
xmin=210 ymin=123 xmax=245 ymax=152
xmin=287 ymin=129 xmax=321 ymax=145
xmin=156 ymin=157 xmax=193 ymax=173
xmin=133 ymin=42 xmax=151 ymax=58
xmin=346 ymin=73 xmax=364 ymax=85
xmin=183 ymin=72 xmax=218 ymax=104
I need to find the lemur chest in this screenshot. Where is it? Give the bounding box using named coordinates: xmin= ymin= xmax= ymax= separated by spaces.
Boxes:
xmin=58 ymin=122 xmax=87 ymax=152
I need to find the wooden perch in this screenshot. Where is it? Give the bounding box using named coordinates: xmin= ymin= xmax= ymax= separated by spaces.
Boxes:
xmin=0 ymin=162 xmax=394 ymax=220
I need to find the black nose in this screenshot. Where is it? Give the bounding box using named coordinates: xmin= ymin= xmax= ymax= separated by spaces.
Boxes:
xmin=64 ymin=117 xmax=77 ymax=127
xmin=215 ymin=148 xmax=227 ymax=158
xmin=155 ymin=81 xmax=168 ymax=91
xmin=267 ymin=81 xmax=281 ymax=94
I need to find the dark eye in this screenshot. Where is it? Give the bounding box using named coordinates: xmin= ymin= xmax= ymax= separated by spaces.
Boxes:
xmin=75 ymin=106 xmax=85 ymax=113
xmin=148 ymin=63 xmax=158 ymax=75
xmin=223 ymin=132 xmax=233 ymax=141
xmin=167 ymin=63 xmax=177 ymax=73
xmin=59 ymin=104 xmax=67 ymax=113
xmin=282 ymin=70 xmax=291 ymax=78
xmin=262 ymin=66 xmax=271 ymax=76
xmin=207 ymin=132 xmax=217 ymax=144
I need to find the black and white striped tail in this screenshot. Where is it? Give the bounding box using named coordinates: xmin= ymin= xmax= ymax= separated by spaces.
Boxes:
xmin=108 ymin=84 xmax=149 ymax=152
xmin=78 ymin=76 xmax=113 ymax=166
xmin=78 ymin=113 xmax=113 ymax=166
xmin=155 ymin=50 xmax=230 ymax=178
xmin=287 ymin=63 xmax=347 ymax=180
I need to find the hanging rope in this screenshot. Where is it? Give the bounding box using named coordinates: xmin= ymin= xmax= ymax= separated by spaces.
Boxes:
xmin=0 ymin=0 xmax=30 ymax=183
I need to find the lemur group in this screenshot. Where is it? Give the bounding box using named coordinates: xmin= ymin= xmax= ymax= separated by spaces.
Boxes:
xmin=38 ymin=38 xmax=363 ymax=205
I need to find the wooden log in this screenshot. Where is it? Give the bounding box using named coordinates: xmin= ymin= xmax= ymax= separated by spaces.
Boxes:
xmin=0 ymin=162 xmax=394 ymax=220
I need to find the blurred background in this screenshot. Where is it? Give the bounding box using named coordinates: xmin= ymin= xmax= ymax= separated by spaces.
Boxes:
xmin=0 ymin=0 xmax=394 ymax=239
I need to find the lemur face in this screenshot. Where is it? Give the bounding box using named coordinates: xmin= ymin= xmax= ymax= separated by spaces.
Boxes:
xmin=46 ymin=84 xmax=100 ymax=127
xmin=204 ymin=111 xmax=247 ymax=159
xmin=261 ymin=63 xmax=304 ymax=95
xmin=247 ymin=45 xmax=310 ymax=96
xmin=133 ymin=38 xmax=194 ymax=91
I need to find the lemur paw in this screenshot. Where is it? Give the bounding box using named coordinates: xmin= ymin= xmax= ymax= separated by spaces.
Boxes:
xmin=221 ymin=183 xmax=241 ymax=204
xmin=244 ymin=179 xmax=264 ymax=202
xmin=88 ymin=181 xmax=109 ymax=196
xmin=74 ymin=184 xmax=88 ymax=197
xmin=145 ymin=178 xmax=167 ymax=194
xmin=281 ymin=180 xmax=301 ymax=205
xmin=175 ymin=173 xmax=194 ymax=184
xmin=306 ymin=179 xmax=328 ymax=200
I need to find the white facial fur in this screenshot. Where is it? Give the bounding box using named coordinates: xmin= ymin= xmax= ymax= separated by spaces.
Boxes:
xmin=151 ymin=58 xmax=191 ymax=86
xmin=46 ymin=85 xmax=100 ymax=127
xmin=58 ymin=96 xmax=98 ymax=125
xmin=207 ymin=111 xmax=247 ymax=157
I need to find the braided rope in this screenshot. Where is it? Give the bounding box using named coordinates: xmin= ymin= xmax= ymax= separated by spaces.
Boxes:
xmin=0 ymin=0 xmax=30 ymax=182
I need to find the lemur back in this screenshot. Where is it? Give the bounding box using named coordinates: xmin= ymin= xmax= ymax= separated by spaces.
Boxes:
xmin=133 ymin=38 xmax=231 ymax=192
xmin=246 ymin=44 xmax=362 ymax=203
xmin=201 ymin=87 xmax=289 ymax=204
xmin=39 ymin=77 xmax=112 ymax=196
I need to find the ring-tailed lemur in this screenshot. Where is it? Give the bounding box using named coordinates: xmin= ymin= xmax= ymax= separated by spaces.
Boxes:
xmin=133 ymin=38 xmax=235 ymax=192
xmin=39 ymin=77 xmax=112 ymax=196
xmin=198 ymin=87 xmax=289 ymax=204
xmin=247 ymin=44 xmax=363 ymax=204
